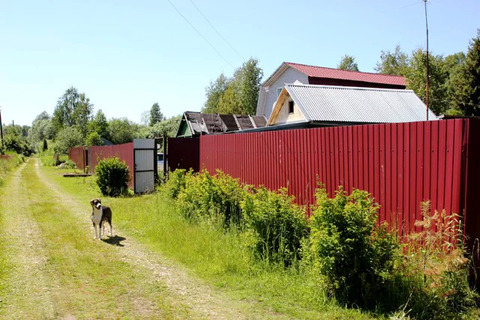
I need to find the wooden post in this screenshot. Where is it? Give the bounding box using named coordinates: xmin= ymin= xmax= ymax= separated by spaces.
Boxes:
xmin=0 ymin=109 xmax=4 ymax=153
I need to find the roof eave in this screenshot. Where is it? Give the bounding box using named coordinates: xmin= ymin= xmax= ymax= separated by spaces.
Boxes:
xmin=262 ymin=62 xmax=291 ymax=87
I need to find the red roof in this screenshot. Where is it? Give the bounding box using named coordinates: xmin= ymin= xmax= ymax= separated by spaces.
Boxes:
xmin=285 ymin=62 xmax=406 ymax=87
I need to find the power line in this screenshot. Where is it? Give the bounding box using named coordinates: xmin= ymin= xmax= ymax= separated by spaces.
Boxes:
xmin=166 ymin=0 xmax=234 ymax=69
xmin=188 ymin=0 xmax=244 ymax=61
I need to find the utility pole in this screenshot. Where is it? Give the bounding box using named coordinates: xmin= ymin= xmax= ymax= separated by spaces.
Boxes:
xmin=0 ymin=107 xmax=4 ymax=153
xmin=424 ymin=0 xmax=430 ymax=120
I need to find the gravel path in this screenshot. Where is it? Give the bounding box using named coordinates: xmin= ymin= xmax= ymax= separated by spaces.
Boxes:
xmin=34 ymin=159 xmax=253 ymax=319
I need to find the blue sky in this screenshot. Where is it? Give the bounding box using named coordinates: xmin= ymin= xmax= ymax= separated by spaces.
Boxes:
xmin=0 ymin=0 xmax=478 ymax=126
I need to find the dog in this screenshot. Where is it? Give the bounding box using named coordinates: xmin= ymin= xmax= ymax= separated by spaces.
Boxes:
xmin=90 ymin=198 xmax=113 ymax=240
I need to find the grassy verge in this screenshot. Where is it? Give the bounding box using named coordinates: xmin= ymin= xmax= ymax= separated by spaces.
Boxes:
xmin=0 ymin=153 xmax=25 ymax=309
xmin=42 ymin=165 xmax=375 ymax=319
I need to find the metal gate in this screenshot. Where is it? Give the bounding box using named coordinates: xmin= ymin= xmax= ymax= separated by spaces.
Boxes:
xmin=133 ymin=139 xmax=157 ymax=193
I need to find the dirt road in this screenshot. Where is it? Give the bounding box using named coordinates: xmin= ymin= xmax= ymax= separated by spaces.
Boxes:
xmin=0 ymin=159 xmax=255 ymax=319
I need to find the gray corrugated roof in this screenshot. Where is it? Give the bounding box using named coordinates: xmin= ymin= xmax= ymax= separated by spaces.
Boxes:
xmin=285 ymin=84 xmax=437 ymax=123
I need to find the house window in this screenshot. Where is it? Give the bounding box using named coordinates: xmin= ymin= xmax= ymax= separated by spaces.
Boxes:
xmin=288 ymin=101 xmax=294 ymax=114
xmin=277 ymin=87 xmax=283 ymax=97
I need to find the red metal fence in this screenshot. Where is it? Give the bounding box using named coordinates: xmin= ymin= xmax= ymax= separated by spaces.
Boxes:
xmin=200 ymin=119 xmax=480 ymax=241
xmin=68 ymin=146 xmax=88 ymax=170
xmin=89 ymin=143 xmax=134 ymax=187
xmin=69 ymin=143 xmax=134 ymax=187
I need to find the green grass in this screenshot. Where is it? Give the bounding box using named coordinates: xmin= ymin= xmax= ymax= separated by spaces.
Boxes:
xmin=0 ymin=153 xmax=24 ymax=307
xmin=0 ymin=160 xmax=193 ymax=319
xmin=42 ymin=165 xmax=377 ymax=319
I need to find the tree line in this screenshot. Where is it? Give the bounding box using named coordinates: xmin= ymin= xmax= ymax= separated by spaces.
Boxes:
xmin=1 ymin=31 xmax=479 ymax=156
xmin=1 ymin=88 xmax=180 ymax=156
xmin=338 ymin=31 xmax=480 ymax=116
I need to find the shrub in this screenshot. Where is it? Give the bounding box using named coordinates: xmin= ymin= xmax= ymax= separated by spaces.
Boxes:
xmin=309 ymin=186 xmax=398 ymax=309
xmin=163 ymin=169 xmax=188 ymax=199
xmin=176 ymin=170 xmax=245 ymax=228
xmin=95 ymin=157 xmax=130 ymax=197
xmin=241 ymin=187 xmax=309 ymax=266
xmin=3 ymin=133 xmax=34 ymax=156
xmin=63 ymin=159 xmax=77 ymax=169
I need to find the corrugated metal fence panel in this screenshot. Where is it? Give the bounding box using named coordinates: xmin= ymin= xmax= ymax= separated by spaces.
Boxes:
xmin=89 ymin=142 xmax=134 ymax=187
xmin=68 ymin=146 xmax=87 ymax=170
xmin=199 ymin=119 xmax=475 ymax=237
xmin=168 ymin=138 xmax=200 ymax=172
xmin=464 ymin=118 xmax=480 ymax=250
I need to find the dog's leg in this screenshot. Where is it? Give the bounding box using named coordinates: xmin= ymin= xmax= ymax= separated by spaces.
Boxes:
xmin=92 ymin=222 xmax=97 ymax=239
xmin=99 ymin=221 xmax=102 ymax=240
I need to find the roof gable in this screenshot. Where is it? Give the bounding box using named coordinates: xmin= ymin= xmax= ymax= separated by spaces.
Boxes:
xmin=269 ymin=84 xmax=436 ymax=125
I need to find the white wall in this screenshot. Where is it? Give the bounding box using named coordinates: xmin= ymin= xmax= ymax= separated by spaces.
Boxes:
xmin=258 ymin=67 xmax=308 ymax=119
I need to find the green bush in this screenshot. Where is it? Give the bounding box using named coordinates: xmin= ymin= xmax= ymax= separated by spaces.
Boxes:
xmin=63 ymin=159 xmax=77 ymax=169
xmin=3 ymin=133 xmax=34 ymax=156
xmin=163 ymin=169 xmax=189 ymax=199
xmin=176 ymin=170 xmax=245 ymax=228
xmin=95 ymin=157 xmax=130 ymax=197
xmin=241 ymin=187 xmax=309 ymax=266
xmin=309 ymin=186 xmax=398 ymax=309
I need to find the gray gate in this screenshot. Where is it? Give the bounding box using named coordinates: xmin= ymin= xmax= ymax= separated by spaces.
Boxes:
xmin=133 ymin=139 xmax=157 ymax=193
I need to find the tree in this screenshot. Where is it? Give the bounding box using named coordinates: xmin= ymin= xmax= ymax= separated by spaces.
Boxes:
xmin=73 ymin=93 xmax=93 ymax=138
xmin=3 ymin=124 xmax=34 ymax=156
xmin=442 ymin=52 xmax=467 ymax=114
xmin=34 ymin=111 xmax=50 ymax=122
xmin=88 ymin=110 xmax=109 ymax=139
xmin=337 ymin=55 xmax=359 ymax=71
xmin=202 ymin=73 xmax=230 ymax=113
xmin=107 ymin=118 xmax=139 ymax=144
xmin=451 ymin=31 xmax=480 ymax=116
xmin=217 ymin=85 xmax=242 ymax=114
xmin=29 ymin=111 xmax=54 ymax=144
xmin=375 ymin=45 xmax=409 ymax=76
xmin=406 ymin=49 xmax=448 ymax=115
xmin=236 ymin=58 xmax=263 ymax=115
xmin=202 ymin=58 xmax=263 ymax=115
xmin=149 ymin=103 xmax=164 ymax=126
xmin=146 ymin=115 xmax=181 ymax=138
xmin=53 ymin=126 xmax=83 ymax=155
xmin=85 ymin=131 xmax=103 ymax=147
xmin=52 ymin=87 xmax=93 ymax=137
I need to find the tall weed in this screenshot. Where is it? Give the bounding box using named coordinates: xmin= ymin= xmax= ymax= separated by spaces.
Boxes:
xmin=398 ymin=202 xmax=479 ymax=319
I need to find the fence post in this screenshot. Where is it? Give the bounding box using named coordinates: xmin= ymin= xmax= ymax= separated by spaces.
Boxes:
xmin=163 ymin=133 xmax=168 ymax=182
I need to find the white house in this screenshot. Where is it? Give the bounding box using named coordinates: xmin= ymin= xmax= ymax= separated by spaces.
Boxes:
xmin=257 ymin=62 xmax=407 ymax=119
